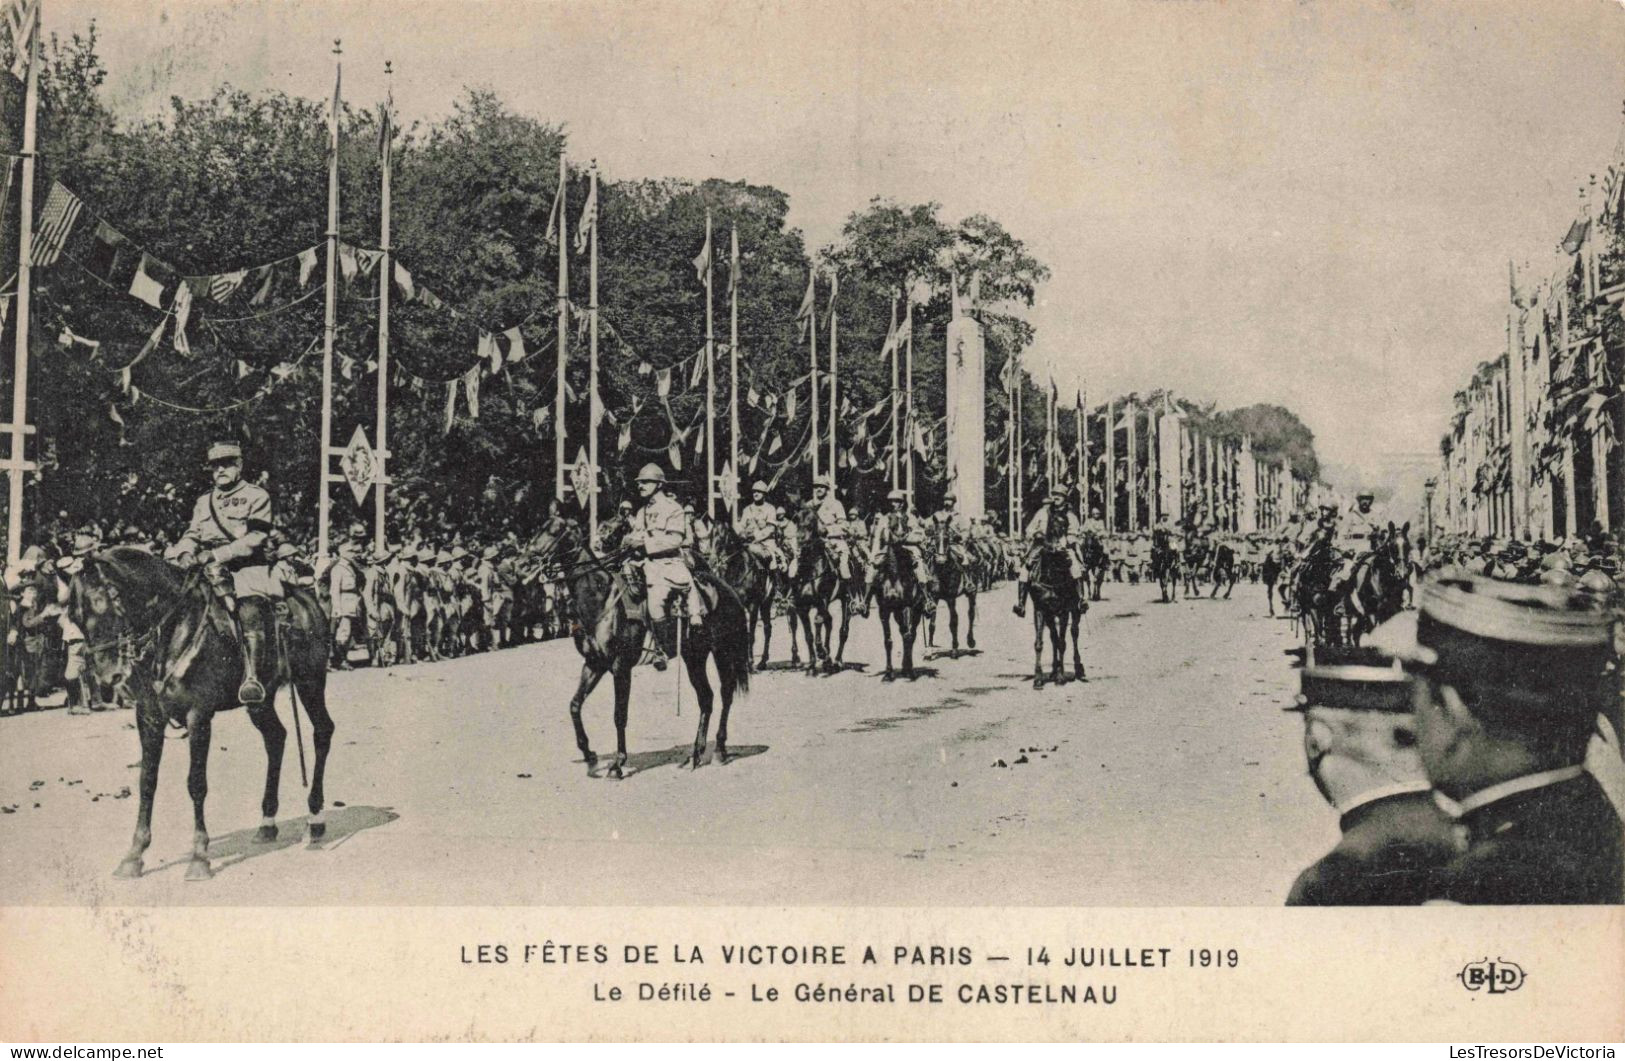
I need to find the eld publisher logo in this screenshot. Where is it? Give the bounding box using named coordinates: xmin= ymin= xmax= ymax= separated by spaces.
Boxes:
xmin=1458 ymin=958 xmax=1526 ymax=994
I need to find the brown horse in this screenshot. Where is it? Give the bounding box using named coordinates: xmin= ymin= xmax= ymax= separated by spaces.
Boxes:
xmin=530 ymin=511 xmax=751 ymax=776
xmin=706 ymin=521 xmax=781 ymax=672
xmin=67 ymin=547 xmax=334 ymax=881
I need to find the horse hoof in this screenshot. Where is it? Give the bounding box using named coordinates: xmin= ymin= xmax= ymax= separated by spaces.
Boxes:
xmin=690 ymin=751 xmax=704 ymax=770
xmin=882 ymin=671 xmax=894 ymax=682
xmin=254 ymin=824 xmax=279 ymax=843
xmin=1032 ymin=678 xmax=1044 ymax=690
xmin=607 ymin=764 xmax=624 ymax=781
xmin=967 ymin=637 xmax=977 ymax=649
xmin=716 ymin=745 xmax=730 ymax=765
xmin=112 ymin=858 xmax=143 ymax=880
xmin=185 ymin=859 xmax=214 ymax=882
xmin=307 ymin=822 xmax=327 ymax=842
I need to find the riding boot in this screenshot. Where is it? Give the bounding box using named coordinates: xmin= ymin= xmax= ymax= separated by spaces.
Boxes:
xmin=1013 ymin=580 xmax=1028 ymax=618
xmin=237 ymin=600 xmax=268 ymax=704
xmin=648 ymin=616 xmax=677 ymax=671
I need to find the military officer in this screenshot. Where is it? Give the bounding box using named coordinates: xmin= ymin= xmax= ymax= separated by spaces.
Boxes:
xmin=623 ymin=464 xmax=704 ymax=669
xmin=327 ymin=524 xmax=367 ymax=669
xmin=864 ymin=489 xmax=935 ymax=607
xmin=1372 ymin=574 xmax=1623 ymax=904
xmin=1013 ymin=486 xmax=1081 ymax=618
xmin=1285 ymin=647 xmax=1459 ymax=905
xmin=164 ymin=441 xmax=275 ymax=703
xmin=736 ymin=481 xmax=787 ymax=574
xmin=927 ymin=494 xmax=971 ymax=570
xmin=807 ymin=475 xmax=853 ymax=583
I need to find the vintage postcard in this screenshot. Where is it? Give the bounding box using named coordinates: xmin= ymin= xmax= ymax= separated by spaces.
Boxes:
xmin=0 ymin=0 xmax=1621 ymax=1043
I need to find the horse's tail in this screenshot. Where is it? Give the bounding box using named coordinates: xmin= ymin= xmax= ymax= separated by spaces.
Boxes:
xmin=700 ymin=572 xmax=751 ymax=701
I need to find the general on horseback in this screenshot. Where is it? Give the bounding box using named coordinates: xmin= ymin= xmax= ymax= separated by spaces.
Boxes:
xmin=624 ymin=464 xmax=707 ymax=671
xmin=1012 ymin=486 xmax=1087 ymax=687
xmin=866 ymin=488 xmax=934 ymax=679
xmin=68 ymin=441 xmax=335 ymax=882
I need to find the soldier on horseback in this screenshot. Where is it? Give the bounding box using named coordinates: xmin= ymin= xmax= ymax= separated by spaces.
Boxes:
xmin=807 ymin=475 xmax=853 ymax=585
xmin=737 ymin=481 xmax=787 ymax=574
xmin=928 ymin=495 xmax=971 ymax=572
xmin=865 ymin=489 xmax=936 ymax=607
xmin=1013 ymin=486 xmax=1081 ymax=619
xmin=624 ymin=464 xmax=705 ymax=670
xmin=162 ymin=441 xmax=275 ymax=705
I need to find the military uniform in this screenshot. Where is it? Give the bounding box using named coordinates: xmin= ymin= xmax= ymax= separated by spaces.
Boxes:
xmin=737 ymin=492 xmax=786 ymax=572
xmin=625 ymin=477 xmax=703 ymax=625
xmin=808 ymin=486 xmax=852 ymax=581
xmin=867 ymin=499 xmax=934 ymax=593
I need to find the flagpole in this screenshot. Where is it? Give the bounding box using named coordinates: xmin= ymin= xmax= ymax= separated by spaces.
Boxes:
xmin=5 ymin=0 xmax=40 ymax=567
xmin=373 ymin=61 xmax=392 ymax=552
xmin=809 ymin=269 xmax=819 ymax=482
xmin=1075 ymin=391 xmax=1085 ymax=521
xmin=1104 ymin=397 xmax=1114 ymax=534
xmin=704 ymin=209 xmax=715 ymax=518
xmin=1006 ymin=353 xmax=1016 ymax=535
xmin=904 ymin=293 xmax=914 ymax=509
xmin=317 ymin=40 xmax=341 ymax=566
xmin=728 ymin=224 xmax=739 ymax=521
xmin=555 ymin=153 xmax=568 ymax=504
xmin=1014 ymin=368 xmax=1022 ymax=530
xmin=888 ymin=294 xmax=899 ymax=489
xmin=588 ymin=161 xmax=600 ymax=539
xmin=827 ymin=273 xmax=838 ymax=483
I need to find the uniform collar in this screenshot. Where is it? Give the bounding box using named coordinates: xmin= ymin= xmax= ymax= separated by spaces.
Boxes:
xmin=1336 ymin=780 xmax=1433 ymax=831
xmin=214 ymin=479 xmax=246 ymax=497
xmin=1435 ymin=765 xmax=1586 ymax=820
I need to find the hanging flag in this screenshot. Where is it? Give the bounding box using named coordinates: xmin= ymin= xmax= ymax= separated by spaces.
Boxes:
xmin=30 ymin=182 xmax=84 ymax=267
xmin=478 ymin=331 xmax=500 ymax=374
xmin=895 ymin=306 xmax=912 ymax=346
xmin=826 ymin=267 xmax=839 ymax=309
xmin=637 ymin=360 xmax=652 ymax=377
xmin=728 ymin=225 xmax=740 ymax=298
xmin=338 ymin=242 xmax=359 ymax=283
xmin=271 ymin=362 xmax=297 ymax=382
xmin=420 ymin=288 xmax=444 ymax=311
xmin=668 ymin=441 xmax=683 ymax=471
xmin=208 ymin=269 xmax=247 ymax=302
xmin=82 ymin=220 xmax=128 ymax=281
xmin=998 ymin=356 xmax=1015 ymax=390
xmin=500 ymin=326 xmax=527 ymax=363
xmin=249 ymin=263 xmax=276 ymax=306
xmin=785 ymin=389 xmax=797 ymax=420
xmin=298 ymin=246 xmax=320 ymax=287
xmin=692 ymin=225 xmax=712 ymax=284
xmin=444 ymin=380 xmax=457 ymax=434
xmin=393 ymin=262 xmax=415 ymax=301
xmin=327 ymin=60 xmax=342 ymax=159
xmin=377 ymin=84 xmax=395 ymax=166
xmin=617 ymin=424 xmax=632 ymax=453
xmin=573 ymin=171 xmax=597 ymax=256
xmin=355 ymin=247 xmax=384 ymax=276
xmin=544 ymin=176 xmax=564 ymax=245
xmin=795 ymin=270 xmax=816 ymax=340
xmin=767 ymin=433 xmax=782 ymax=456
xmin=236 ymin=359 xmax=253 ymax=379
xmin=462 ymin=365 xmax=482 ymax=418
xmin=0 ymin=292 xmax=10 ymax=330
xmin=747 ymin=386 xmax=759 ymax=407
xmin=171 ymin=280 xmax=195 ymax=354
xmin=56 ymin=325 xmax=99 ymax=353
xmin=531 ymin=406 xmax=550 ymax=433
xmin=129 ymin=253 xmax=170 ymax=309
xmin=339 ymin=353 xmax=355 ymax=381
xmin=879 ymin=313 xmax=898 ymax=361
xmin=657 ymin=367 xmax=672 ymax=397
xmin=6 ymin=0 xmax=39 ymax=82
xmin=689 ymin=348 xmax=705 ymax=389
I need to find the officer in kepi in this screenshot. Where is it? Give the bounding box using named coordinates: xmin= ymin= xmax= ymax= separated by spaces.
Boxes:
xmin=163 ymin=441 xmax=275 ymax=704
xmin=1371 ymin=574 xmax=1624 ymax=904
xmin=1284 ymin=646 xmax=1459 ymax=905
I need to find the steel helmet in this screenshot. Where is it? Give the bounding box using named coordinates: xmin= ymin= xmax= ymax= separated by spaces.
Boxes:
xmin=635 ymin=464 xmax=667 ymax=484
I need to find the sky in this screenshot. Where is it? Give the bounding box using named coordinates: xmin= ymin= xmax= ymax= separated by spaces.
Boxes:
xmin=44 ymin=0 xmax=1625 ymax=494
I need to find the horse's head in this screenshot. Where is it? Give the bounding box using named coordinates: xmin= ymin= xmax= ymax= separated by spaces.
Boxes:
xmin=66 ymin=547 xmax=189 ymax=693
xmin=529 ymin=510 xmax=586 ymax=570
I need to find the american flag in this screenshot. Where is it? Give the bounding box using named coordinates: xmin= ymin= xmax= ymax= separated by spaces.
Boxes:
xmin=30 ymin=182 xmax=84 ymax=267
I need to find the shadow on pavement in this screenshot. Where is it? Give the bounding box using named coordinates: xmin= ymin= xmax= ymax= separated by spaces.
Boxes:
xmin=145 ymin=805 xmax=400 ymax=877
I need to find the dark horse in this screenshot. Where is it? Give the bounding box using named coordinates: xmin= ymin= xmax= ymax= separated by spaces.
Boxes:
xmin=1289 ymin=534 xmax=1344 ymax=648
xmin=67 ymin=547 xmax=334 ymax=881
xmin=1150 ymin=527 xmax=1181 ymax=603
xmin=1077 ymin=528 xmax=1109 ymax=602
xmin=874 ymin=538 xmax=930 ymax=680
xmin=925 ymin=522 xmax=976 ymax=655
xmin=1208 ymin=540 xmax=1238 ymax=599
xmin=707 ymin=521 xmax=780 ymax=672
xmin=1343 ymin=522 xmax=1410 ymax=645
xmin=1028 ymin=541 xmax=1085 ymax=689
xmin=530 ymin=511 xmax=751 ymax=776
xmin=788 ymin=514 xmax=853 ymax=675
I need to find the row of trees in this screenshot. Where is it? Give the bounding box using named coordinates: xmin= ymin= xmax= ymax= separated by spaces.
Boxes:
xmin=0 ymin=23 xmax=1318 ymax=547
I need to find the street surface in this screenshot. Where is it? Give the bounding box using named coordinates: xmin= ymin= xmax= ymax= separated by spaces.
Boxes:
xmin=0 ymin=580 xmax=1333 ymax=906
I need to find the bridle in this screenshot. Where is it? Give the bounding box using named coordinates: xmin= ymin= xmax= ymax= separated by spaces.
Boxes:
xmin=75 ymin=559 xmax=201 ymax=695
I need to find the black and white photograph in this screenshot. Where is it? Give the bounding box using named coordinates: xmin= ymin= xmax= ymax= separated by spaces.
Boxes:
xmin=0 ymin=0 xmax=1621 ymax=1044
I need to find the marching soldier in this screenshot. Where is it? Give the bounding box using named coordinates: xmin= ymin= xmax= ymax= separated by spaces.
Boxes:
xmin=623 ymin=464 xmax=705 ymax=670
xmin=736 ymin=481 xmax=787 ymax=574
xmin=1285 ymin=647 xmax=1459 ymax=905
xmin=1373 ymin=575 xmax=1623 ymax=903
xmin=163 ymin=441 xmax=275 ymax=703
xmin=326 ymin=524 xmax=367 ymax=669
xmin=1013 ymin=486 xmax=1081 ymax=618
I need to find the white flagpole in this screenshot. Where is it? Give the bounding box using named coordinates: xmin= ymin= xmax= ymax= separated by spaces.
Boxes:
xmin=704 ymin=209 xmax=715 ymax=518
xmin=373 ymin=61 xmax=392 ymax=552
xmin=729 ymin=224 xmax=739 ymax=521
xmin=317 ymin=40 xmax=341 ymax=566
xmin=904 ymin=293 xmax=914 ymax=509
xmin=5 ymin=0 xmax=40 ymax=567
xmin=809 ymin=270 xmax=819 ymax=482
xmin=828 ymin=273 xmax=838 ymax=481
xmin=889 ymin=294 xmax=899 ymax=489
xmin=588 ymin=162 xmax=600 ymax=538
xmin=555 ymin=153 xmax=568 ymax=504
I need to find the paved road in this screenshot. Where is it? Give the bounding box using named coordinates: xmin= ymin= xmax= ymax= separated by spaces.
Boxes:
xmin=0 ymin=580 xmax=1333 ymax=906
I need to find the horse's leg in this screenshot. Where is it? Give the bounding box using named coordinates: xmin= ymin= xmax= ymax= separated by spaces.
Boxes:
xmin=686 ymin=647 xmax=714 ymax=769
xmin=568 ymin=660 xmax=607 ymax=770
xmin=1031 ymin=609 xmax=1045 ymax=689
xmin=245 ymin=698 xmax=286 ymax=843
xmin=1070 ymin=608 xmax=1086 ymax=680
xmin=901 ymin=606 xmax=917 ymax=678
xmin=834 ymin=600 xmax=851 ymax=670
xmin=607 ymin=660 xmax=632 ymax=780
xmin=113 ymin=701 xmax=165 ymax=878
xmin=966 ymin=592 xmax=977 ymax=650
xmin=947 ymin=596 xmax=960 ymax=654
xmin=295 ymin=675 xmax=336 ymax=841
xmin=184 ymin=708 xmax=214 ymax=881
xmin=1049 ymin=616 xmax=1065 ymax=684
